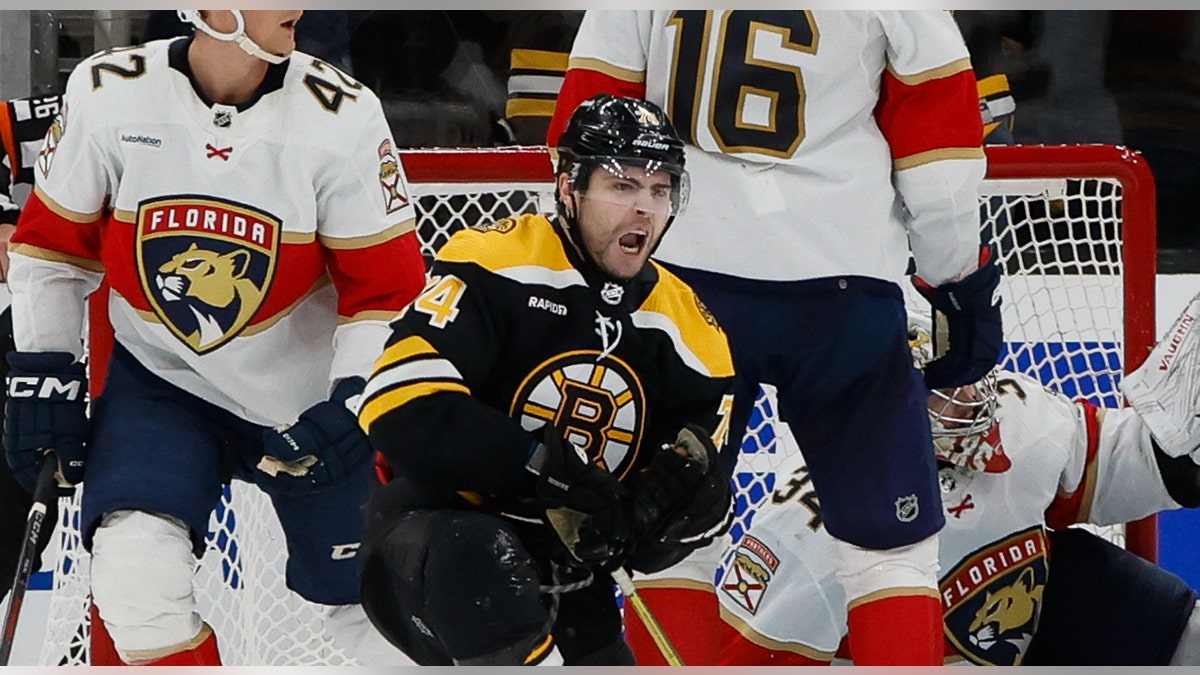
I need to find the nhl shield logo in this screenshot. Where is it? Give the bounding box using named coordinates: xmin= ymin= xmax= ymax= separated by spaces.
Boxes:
xmin=136 ymin=195 xmax=280 ymax=354
xmin=895 ymin=494 xmax=920 ymax=523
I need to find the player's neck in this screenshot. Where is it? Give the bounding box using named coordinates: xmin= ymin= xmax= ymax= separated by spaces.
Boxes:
xmin=187 ymin=36 xmax=270 ymax=106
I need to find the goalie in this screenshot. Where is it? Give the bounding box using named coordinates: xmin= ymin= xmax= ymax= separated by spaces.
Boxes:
xmin=356 ymin=94 xmax=737 ymax=665
xmin=702 ymin=300 xmax=1200 ymax=666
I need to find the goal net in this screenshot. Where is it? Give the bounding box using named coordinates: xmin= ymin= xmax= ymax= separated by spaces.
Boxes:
xmin=36 ymin=144 xmax=1156 ymax=665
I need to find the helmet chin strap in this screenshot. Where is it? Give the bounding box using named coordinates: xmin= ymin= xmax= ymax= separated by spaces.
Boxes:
xmin=177 ymin=9 xmax=289 ymax=65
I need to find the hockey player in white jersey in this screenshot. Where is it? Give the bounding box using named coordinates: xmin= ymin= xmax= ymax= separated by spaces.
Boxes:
xmin=548 ymin=11 xmax=999 ymax=664
xmin=713 ymin=303 xmax=1200 ymax=665
xmin=2 ymin=10 xmax=425 ymax=665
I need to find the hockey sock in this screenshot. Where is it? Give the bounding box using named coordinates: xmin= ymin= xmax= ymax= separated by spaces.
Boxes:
xmin=88 ymin=602 xmax=122 ymax=666
xmin=846 ymin=593 xmax=943 ymax=665
xmin=624 ymin=585 xmax=720 ymax=665
xmin=125 ymin=624 xmax=221 ymax=666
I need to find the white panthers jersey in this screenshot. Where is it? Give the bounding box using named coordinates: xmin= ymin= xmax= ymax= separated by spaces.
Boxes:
xmin=9 ymin=38 xmax=421 ymax=426
xmin=715 ymin=371 xmax=1181 ymax=666
xmin=557 ymin=11 xmax=984 ymax=285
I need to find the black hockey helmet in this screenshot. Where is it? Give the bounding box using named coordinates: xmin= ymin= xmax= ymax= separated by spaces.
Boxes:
xmin=555 ymin=94 xmax=690 ymax=222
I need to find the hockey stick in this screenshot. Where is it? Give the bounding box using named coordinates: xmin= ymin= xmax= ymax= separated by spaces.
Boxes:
xmin=0 ymin=456 xmax=60 ymax=666
xmin=610 ymin=566 xmax=684 ymax=666
xmin=542 ymin=507 xmax=685 ymax=666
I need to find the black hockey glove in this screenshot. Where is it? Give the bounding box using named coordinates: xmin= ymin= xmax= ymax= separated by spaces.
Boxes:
xmin=627 ymin=424 xmax=734 ymax=574
xmin=526 ymin=426 xmax=630 ymax=568
xmin=912 ymin=246 xmax=1004 ymax=390
xmin=4 ymin=351 xmax=89 ymax=492
xmin=257 ymin=377 xmax=373 ymax=495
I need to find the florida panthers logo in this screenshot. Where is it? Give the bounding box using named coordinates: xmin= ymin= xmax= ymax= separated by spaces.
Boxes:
xmin=136 ymin=196 xmax=280 ymax=354
xmin=511 ymin=350 xmax=645 ymax=479
xmin=941 ymin=526 xmax=1048 ymax=665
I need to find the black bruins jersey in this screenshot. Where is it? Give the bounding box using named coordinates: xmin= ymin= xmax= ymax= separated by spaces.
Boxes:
xmin=360 ymin=213 xmax=735 ymax=501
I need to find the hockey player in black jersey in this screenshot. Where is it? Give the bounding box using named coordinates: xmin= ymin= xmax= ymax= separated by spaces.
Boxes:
xmin=357 ymin=94 xmax=737 ymax=665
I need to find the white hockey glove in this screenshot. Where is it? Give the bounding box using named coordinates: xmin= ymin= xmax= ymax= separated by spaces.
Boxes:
xmin=1123 ymin=292 xmax=1200 ymax=459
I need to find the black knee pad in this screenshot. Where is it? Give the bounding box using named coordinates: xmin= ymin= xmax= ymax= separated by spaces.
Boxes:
xmin=1023 ymin=528 xmax=1196 ymax=665
xmin=360 ymin=509 xmax=550 ymax=665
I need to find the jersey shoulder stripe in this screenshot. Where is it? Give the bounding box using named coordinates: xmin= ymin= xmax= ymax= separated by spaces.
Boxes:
xmin=565 ymin=56 xmax=646 ymax=84
xmin=436 ymin=214 xmax=585 ymax=290
xmin=636 ymin=262 xmax=734 ymax=378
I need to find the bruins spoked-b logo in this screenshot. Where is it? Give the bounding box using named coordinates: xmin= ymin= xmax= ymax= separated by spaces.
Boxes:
xmin=511 ymin=350 xmax=645 ymax=479
xmin=941 ymin=526 xmax=1048 ymax=665
xmin=136 ymin=196 xmax=280 ymax=354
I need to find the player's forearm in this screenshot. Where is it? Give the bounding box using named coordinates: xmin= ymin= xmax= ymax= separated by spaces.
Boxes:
xmin=8 ymin=253 xmax=94 ymax=357
xmin=897 ymin=158 xmax=986 ymax=285
xmin=364 ymin=393 xmax=538 ymax=496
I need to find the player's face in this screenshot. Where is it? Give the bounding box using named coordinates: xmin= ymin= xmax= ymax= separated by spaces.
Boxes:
xmin=570 ymin=165 xmax=673 ymax=280
xmin=238 ymin=10 xmax=304 ymax=59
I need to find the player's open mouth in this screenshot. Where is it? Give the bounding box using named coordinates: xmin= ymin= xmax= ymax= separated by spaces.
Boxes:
xmin=281 ymin=19 xmax=298 ymax=30
xmin=619 ymin=230 xmax=648 ymax=254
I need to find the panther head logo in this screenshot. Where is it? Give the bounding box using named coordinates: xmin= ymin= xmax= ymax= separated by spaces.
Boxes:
xmin=967 ymin=567 xmax=1042 ymax=652
xmin=155 ymin=243 xmax=266 ymax=351
xmin=136 ymin=196 xmax=280 ymax=354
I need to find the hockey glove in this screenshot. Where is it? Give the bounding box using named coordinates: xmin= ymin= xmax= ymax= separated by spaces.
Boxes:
xmin=912 ymin=246 xmax=1004 ymax=389
xmin=257 ymin=377 xmax=372 ymax=495
xmin=4 ymin=351 xmax=89 ymax=492
xmin=627 ymin=424 xmax=734 ymax=574
xmin=527 ymin=426 xmax=630 ymax=568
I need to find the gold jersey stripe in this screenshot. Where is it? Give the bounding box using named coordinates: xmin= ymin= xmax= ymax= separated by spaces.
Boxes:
xmin=566 ymin=57 xmax=646 ymax=84
xmin=893 ymin=146 xmax=986 ymax=171
xmin=846 ymin=586 xmax=941 ymax=611
xmin=33 ymin=185 xmax=103 ymax=223
xmin=640 ymin=264 xmax=735 ymax=378
xmin=506 ymin=98 xmax=558 ymax=119
xmin=338 ymin=309 xmax=400 ymax=326
xmin=886 ymin=57 xmax=973 ymax=86
xmin=373 ymin=335 xmax=439 ymax=373
xmin=524 ymin=635 xmax=556 ymax=665
xmin=8 ymin=242 xmax=104 ymax=273
xmin=283 ymin=231 xmax=316 ymax=245
xmin=437 ymin=213 xmax=574 ymax=275
xmin=976 ymin=73 xmax=1010 ymax=99
xmin=319 ymin=218 xmax=416 ymax=250
xmin=718 ymin=605 xmax=836 ymax=661
xmin=359 ymin=380 xmax=471 ymax=430
xmin=511 ymin=48 xmax=569 ymax=73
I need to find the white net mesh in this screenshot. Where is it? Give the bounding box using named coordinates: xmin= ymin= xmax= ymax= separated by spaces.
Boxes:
xmin=37 ymin=146 xmax=1154 ymax=664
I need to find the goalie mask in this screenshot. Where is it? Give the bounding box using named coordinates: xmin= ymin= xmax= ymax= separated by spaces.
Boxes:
xmin=909 ymin=311 xmax=1010 ymax=473
xmin=177 ymin=10 xmax=291 ymax=65
xmin=555 ymin=95 xmax=690 ymax=278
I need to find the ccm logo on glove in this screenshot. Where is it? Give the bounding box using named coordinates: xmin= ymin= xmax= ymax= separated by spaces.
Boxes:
xmin=8 ymin=376 xmax=85 ymax=400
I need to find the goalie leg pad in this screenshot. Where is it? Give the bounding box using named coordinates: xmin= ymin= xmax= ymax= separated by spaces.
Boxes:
xmin=1122 ymin=292 xmax=1200 ymax=458
xmin=89 ymin=509 xmax=204 ymax=656
xmin=360 ymin=509 xmax=551 ymax=665
xmin=1023 ymin=528 xmax=1196 ymax=665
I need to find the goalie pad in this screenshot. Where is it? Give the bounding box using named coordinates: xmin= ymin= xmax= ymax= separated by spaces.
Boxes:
xmin=1123 ymin=292 xmax=1200 ymax=458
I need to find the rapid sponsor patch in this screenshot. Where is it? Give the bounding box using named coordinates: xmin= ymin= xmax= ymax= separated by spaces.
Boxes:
xmin=136 ymin=195 xmax=281 ymax=354
xmin=510 ymin=350 xmax=645 ymax=480
xmin=720 ymin=534 xmax=778 ymax=614
xmin=941 ymin=525 xmax=1048 ymax=665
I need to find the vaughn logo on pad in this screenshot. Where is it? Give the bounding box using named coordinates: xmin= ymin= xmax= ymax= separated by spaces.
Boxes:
xmin=136 ymin=195 xmax=281 ymax=354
